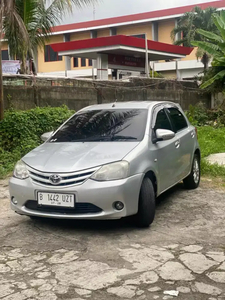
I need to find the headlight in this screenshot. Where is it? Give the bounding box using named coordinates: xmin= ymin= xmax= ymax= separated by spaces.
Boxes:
xmin=14 ymin=160 xmax=29 ymax=179
xmin=91 ymin=161 xmax=129 ymax=181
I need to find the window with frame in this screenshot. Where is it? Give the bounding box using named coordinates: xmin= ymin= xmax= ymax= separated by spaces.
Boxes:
xmin=73 ymin=57 xmax=79 ymax=68
xmin=81 ymin=58 xmax=86 ymax=67
xmin=166 ymin=107 xmax=187 ymax=132
xmin=131 ymin=34 xmax=145 ymax=39
xmin=154 ymin=109 xmax=172 ymax=131
xmin=44 ymin=45 xmax=62 ymax=62
xmin=88 ymin=59 xmax=93 ymax=66
xmin=2 ymin=50 xmax=9 ymax=60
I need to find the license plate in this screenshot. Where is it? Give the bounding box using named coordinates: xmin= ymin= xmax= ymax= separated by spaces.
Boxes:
xmin=37 ymin=192 xmax=75 ymax=208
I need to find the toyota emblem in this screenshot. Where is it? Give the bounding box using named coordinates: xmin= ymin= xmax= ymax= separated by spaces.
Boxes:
xmin=49 ymin=174 xmax=62 ymax=185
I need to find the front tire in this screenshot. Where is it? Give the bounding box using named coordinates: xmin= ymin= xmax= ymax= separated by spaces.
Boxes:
xmin=135 ymin=178 xmax=155 ymax=228
xmin=183 ymin=154 xmax=200 ymax=189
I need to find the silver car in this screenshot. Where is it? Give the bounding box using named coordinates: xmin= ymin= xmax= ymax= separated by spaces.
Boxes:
xmin=9 ymin=101 xmax=200 ymax=227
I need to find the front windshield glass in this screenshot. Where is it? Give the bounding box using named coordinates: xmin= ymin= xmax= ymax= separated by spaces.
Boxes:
xmin=49 ymin=109 xmax=148 ymax=143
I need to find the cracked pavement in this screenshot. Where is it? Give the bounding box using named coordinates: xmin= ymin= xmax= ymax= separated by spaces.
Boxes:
xmin=0 ymin=179 xmax=225 ymax=300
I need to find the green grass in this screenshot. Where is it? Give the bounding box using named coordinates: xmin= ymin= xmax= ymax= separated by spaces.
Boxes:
xmin=197 ymin=126 xmax=225 ymax=178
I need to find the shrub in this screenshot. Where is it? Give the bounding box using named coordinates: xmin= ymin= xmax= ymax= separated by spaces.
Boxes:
xmin=0 ymin=106 xmax=74 ymax=178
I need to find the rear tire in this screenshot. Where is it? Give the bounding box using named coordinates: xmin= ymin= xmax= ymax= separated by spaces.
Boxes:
xmin=135 ymin=177 xmax=155 ymax=228
xmin=183 ymin=154 xmax=200 ymax=189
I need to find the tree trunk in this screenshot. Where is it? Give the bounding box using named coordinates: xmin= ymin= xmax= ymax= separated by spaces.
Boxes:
xmin=0 ymin=0 xmax=4 ymax=120
xmin=202 ymin=52 xmax=209 ymax=71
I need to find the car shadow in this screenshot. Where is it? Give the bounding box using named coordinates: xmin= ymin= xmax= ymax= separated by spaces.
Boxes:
xmin=28 ymin=183 xmax=185 ymax=232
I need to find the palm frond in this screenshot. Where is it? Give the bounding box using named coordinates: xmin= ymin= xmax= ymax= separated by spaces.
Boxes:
xmin=201 ymin=69 xmax=225 ymax=89
xmin=191 ymin=40 xmax=220 ymax=56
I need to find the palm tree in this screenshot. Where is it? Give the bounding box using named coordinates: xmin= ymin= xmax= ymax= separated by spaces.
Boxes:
xmin=0 ymin=0 xmax=96 ymax=120
xmin=171 ymin=6 xmax=219 ymax=71
xmin=192 ymin=11 xmax=225 ymax=91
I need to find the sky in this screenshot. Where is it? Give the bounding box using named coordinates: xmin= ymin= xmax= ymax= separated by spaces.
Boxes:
xmin=61 ymin=0 xmax=219 ymax=24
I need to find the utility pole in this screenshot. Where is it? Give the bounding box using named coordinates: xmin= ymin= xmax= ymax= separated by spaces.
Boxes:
xmin=0 ymin=0 xmax=4 ymax=120
xmin=145 ymin=33 xmax=149 ymax=78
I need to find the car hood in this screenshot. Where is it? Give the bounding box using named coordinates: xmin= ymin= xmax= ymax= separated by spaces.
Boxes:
xmin=23 ymin=142 xmax=139 ymax=172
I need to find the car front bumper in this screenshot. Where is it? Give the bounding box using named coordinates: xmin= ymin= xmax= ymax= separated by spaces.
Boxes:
xmin=9 ymin=174 xmax=143 ymax=220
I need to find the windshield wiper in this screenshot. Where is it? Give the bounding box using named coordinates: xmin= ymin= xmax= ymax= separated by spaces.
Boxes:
xmin=111 ymin=135 xmax=137 ymax=140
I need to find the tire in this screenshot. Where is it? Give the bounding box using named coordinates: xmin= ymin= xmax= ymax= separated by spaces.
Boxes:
xmin=183 ymin=154 xmax=200 ymax=189
xmin=135 ymin=177 xmax=156 ymax=228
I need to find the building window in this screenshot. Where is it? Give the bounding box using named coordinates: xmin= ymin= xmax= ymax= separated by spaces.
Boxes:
xmin=73 ymin=57 xmax=79 ymax=67
xmin=110 ymin=27 xmax=117 ymax=36
xmin=2 ymin=50 xmax=9 ymax=60
xmin=44 ymin=45 xmax=62 ymax=62
xmin=88 ymin=59 xmax=92 ymax=66
xmin=131 ymin=34 xmax=145 ymax=39
xmin=81 ymin=58 xmax=86 ymax=67
xmin=90 ymin=30 xmax=97 ymax=38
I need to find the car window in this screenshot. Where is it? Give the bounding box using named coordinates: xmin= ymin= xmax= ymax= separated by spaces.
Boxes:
xmin=166 ymin=107 xmax=188 ymax=132
xmin=154 ymin=109 xmax=172 ymax=131
xmin=49 ymin=109 xmax=148 ymax=142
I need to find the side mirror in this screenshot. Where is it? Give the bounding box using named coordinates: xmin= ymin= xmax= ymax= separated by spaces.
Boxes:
xmin=155 ymin=129 xmax=175 ymax=142
xmin=41 ymin=131 xmax=54 ymax=142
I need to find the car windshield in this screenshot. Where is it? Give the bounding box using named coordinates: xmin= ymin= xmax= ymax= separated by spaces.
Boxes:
xmin=49 ymin=109 xmax=148 ymax=143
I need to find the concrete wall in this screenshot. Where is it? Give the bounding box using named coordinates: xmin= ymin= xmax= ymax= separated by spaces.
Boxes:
xmin=3 ymin=76 xmax=211 ymax=112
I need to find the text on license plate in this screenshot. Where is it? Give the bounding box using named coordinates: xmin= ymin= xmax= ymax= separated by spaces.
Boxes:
xmin=37 ymin=192 xmax=75 ymax=207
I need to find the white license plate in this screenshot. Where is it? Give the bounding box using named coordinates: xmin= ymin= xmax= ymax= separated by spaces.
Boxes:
xmin=37 ymin=192 xmax=75 ymax=208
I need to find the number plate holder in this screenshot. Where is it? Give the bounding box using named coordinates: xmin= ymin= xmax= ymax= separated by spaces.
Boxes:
xmin=37 ymin=192 xmax=75 ymax=208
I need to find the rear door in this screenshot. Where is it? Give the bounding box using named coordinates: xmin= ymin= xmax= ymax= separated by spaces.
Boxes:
xmin=165 ymin=106 xmax=195 ymax=180
xmin=151 ymin=107 xmax=181 ymax=193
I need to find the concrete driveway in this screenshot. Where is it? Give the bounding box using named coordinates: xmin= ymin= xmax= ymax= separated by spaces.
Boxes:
xmin=0 ymin=179 xmax=225 ymax=300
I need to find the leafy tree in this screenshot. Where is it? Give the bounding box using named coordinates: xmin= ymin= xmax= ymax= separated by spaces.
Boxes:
xmin=0 ymin=0 xmax=96 ymax=120
xmin=171 ymin=6 xmax=218 ymax=70
xmin=192 ymin=11 xmax=225 ymax=91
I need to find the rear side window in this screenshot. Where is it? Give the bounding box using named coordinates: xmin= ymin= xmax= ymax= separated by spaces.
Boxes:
xmin=166 ymin=107 xmax=187 ymax=132
xmin=154 ymin=109 xmax=172 ymax=131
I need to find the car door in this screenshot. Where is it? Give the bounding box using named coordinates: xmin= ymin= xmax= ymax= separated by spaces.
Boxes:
xmin=165 ymin=106 xmax=195 ymax=181
xmin=150 ymin=106 xmax=181 ymax=194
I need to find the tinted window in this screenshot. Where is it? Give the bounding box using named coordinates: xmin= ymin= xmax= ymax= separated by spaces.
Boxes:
xmin=81 ymin=58 xmax=86 ymax=67
xmin=50 ymin=109 xmax=148 ymax=143
xmin=154 ymin=109 xmax=172 ymax=131
xmin=167 ymin=107 xmax=187 ymax=132
xmin=44 ymin=45 xmax=62 ymax=62
xmin=73 ymin=57 xmax=78 ymax=67
xmin=2 ymin=50 xmax=9 ymax=60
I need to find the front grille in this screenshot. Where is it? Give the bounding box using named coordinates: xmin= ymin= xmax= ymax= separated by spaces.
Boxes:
xmin=27 ymin=166 xmax=99 ymax=188
xmin=25 ymin=200 xmax=102 ymax=214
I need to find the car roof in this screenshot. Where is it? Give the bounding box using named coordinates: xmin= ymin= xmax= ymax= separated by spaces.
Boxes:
xmin=80 ymin=101 xmax=178 ymax=111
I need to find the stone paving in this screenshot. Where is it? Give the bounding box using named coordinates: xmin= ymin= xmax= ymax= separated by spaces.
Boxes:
xmin=0 ymin=179 xmax=225 ymax=300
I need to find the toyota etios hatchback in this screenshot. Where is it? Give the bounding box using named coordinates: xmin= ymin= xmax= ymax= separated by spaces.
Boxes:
xmin=9 ymin=101 xmax=200 ymax=227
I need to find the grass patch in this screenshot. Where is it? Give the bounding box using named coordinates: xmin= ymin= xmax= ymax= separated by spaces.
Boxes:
xmin=197 ymin=126 xmax=225 ymax=178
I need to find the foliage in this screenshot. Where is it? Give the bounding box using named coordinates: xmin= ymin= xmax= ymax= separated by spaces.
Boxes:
xmin=171 ymin=6 xmax=218 ymax=70
xmin=3 ymin=0 xmax=96 ymax=73
xmin=149 ymin=70 xmax=164 ymax=78
xmin=192 ymin=11 xmax=225 ymax=91
xmin=0 ymin=106 xmax=74 ymax=178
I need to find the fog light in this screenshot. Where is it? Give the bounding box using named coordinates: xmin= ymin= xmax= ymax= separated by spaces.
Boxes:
xmin=114 ymin=201 xmax=124 ymax=211
xmin=12 ymin=197 xmax=18 ymax=205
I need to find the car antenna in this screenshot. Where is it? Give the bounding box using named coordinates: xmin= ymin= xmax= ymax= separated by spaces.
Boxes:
xmin=112 ymin=99 xmax=117 ymax=107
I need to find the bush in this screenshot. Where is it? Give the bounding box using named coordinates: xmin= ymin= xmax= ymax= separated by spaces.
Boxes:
xmin=0 ymin=106 xmax=74 ymax=178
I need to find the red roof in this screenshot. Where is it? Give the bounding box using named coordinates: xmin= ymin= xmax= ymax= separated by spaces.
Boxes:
xmin=52 ymin=0 xmax=225 ymax=34
xmin=51 ymin=35 xmax=193 ymax=56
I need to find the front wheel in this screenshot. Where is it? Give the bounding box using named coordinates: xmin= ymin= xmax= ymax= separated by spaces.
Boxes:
xmin=183 ymin=154 xmax=200 ymax=189
xmin=134 ymin=178 xmax=155 ymax=228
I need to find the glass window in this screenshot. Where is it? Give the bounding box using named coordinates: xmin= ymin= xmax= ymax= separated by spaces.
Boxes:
xmin=73 ymin=57 xmax=78 ymax=68
xmin=88 ymin=59 xmax=93 ymax=66
xmin=154 ymin=109 xmax=172 ymax=131
xmin=44 ymin=45 xmax=62 ymax=62
xmin=81 ymin=58 xmax=86 ymax=67
xmin=131 ymin=34 xmax=145 ymax=39
xmin=166 ymin=107 xmax=188 ymax=132
xmin=49 ymin=109 xmax=148 ymax=143
xmin=2 ymin=50 xmax=9 ymax=60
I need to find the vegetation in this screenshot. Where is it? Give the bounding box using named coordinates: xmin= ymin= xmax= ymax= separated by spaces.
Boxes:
xmin=0 ymin=106 xmax=74 ymax=178
xmin=192 ymin=11 xmax=225 ymax=92
xmin=0 ymin=0 xmax=96 ymax=120
xmin=171 ymin=6 xmax=218 ymax=70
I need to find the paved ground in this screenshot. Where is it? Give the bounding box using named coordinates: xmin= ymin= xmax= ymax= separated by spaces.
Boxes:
xmin=0 ymin=179 xmax=225 ymax=300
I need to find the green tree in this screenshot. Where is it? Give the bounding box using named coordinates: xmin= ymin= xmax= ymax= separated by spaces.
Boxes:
xmin=171 ymin=6 xmax=218 ymax=71
xmin=0 ymin=0 xmax=96 ymax=120
xmin=192 ymin=11 xmax=225 ymax=91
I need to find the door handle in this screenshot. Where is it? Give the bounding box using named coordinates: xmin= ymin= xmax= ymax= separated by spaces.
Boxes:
xmin=175 ymin=140 xmax=180 ymax=148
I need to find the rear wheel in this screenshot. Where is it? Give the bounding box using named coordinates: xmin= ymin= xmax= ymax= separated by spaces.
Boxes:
xmin=183 ymin=154 xmax=200 ymax=189
xmin=135 ymin=177 xmax=155 ymax=228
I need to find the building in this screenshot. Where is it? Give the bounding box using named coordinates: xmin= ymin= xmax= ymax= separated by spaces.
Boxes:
xmin=2 ymin=0 xmax=225 ymax=79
